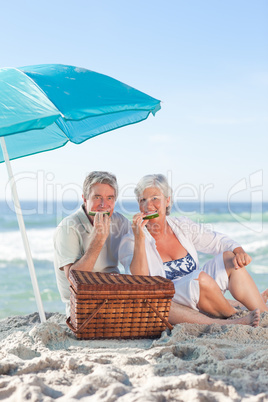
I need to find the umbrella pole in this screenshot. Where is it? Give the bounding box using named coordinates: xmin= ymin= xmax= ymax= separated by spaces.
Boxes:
xmin=0 ymin=137 xmax=46 ymax=323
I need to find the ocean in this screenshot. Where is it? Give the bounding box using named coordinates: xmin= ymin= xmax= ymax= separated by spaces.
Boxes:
xmin=1 ymin=199 xmax=268 ymax=319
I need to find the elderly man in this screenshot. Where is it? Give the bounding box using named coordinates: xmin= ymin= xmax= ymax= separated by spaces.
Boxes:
xmin=54 ymin=171 xmax=130 ymax=316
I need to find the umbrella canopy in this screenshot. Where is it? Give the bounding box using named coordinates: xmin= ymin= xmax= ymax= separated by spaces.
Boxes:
xmin=0 ymin=64 xmax=160 ymax=162
xmin=0 ymin=64 xmax=161 ymax=322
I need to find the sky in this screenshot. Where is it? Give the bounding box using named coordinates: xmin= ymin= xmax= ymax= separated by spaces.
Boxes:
xmin=0 ymin=0 xmax=267 ymax=205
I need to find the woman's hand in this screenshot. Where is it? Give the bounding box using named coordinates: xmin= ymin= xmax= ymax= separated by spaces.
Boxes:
xmin=132 ymin=213 xmax=148 ymax=241
xmin=130 ymin=213 xmax=150 ymax=275
xmin=233 ymin=247 xmax=252 ymax=269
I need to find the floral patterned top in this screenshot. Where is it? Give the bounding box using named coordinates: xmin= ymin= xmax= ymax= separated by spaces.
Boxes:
xmin=163 ymin=253 xmax=197 ymax=281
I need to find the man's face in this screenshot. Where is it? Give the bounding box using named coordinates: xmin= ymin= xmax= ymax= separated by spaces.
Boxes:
xmin=83 ymin=183 xmax=116 ymax=217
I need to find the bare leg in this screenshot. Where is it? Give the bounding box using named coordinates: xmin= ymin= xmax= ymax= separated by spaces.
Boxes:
xmin=227 ymin=299 xmax=245 ymax=308
xmin=169 ymin=301 xmax=260 ymax=327
xmin=196 ymin=271 xmax=237 ymax=318
xmin=227 ymin=288 xmax=268 ymax=309
xmin=261 ymin=289 xmax=268 ymax=304
xmin=224 ymin=251 xmax=268 ymax=313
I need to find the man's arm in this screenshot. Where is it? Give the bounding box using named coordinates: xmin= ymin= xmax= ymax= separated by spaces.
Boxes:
xmin=62 ymin=212 xmax=110 ymax=281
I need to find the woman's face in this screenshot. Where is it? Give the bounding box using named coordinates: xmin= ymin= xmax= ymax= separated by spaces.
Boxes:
xmin=138 ymin=187 xmax=170 ymax=217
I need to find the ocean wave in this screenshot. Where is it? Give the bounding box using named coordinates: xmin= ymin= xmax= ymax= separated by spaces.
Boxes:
xmin=243 ymin=239 xmax=268 ymax=253
xmin=0 ymin=228 xmax=55 ymax=264
xmin=1 ymin=224 xmax=267 ymax=267
xmin=173 ymin=212 xmax=268 ymax=224
xmin=249 ymin=265 xmax=268 ymax=274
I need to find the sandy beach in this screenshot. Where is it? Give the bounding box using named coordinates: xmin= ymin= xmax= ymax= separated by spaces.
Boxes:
xmin=0 ymin=311 xmax=268 ymax=401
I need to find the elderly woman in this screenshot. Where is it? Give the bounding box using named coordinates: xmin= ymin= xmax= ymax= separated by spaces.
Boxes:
xmin=119 ymin=174 xmax=268 ymax=326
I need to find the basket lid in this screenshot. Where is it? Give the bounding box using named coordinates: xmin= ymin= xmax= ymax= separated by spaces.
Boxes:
xmin=69 ymin=270 xmax=175 ymax=296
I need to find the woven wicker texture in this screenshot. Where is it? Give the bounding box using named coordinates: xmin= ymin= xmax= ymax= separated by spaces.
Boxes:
xmin=67 ymin=271 xmax=175 ymax=339
xmin=69 ymin=270 xmax=174 ymax=294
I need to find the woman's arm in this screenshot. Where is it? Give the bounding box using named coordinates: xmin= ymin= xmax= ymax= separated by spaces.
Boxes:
xmin=233 ymin=246 xmax=252 ymax=268
xmin=179 ymin=217 xmax=252 ymax=268
xmin=178 ymin=216 xmax=241 ymax=255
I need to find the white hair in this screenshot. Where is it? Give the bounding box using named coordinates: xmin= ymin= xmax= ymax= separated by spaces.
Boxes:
xmin=134 ymin=174 xmax=173 ymax=215
xmin=83 ymin=171 xmax=118 ymax=199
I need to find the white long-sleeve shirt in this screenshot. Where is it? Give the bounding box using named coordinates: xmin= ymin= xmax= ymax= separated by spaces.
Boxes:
xmin=119 ymin=216 xmax=240 ymax=277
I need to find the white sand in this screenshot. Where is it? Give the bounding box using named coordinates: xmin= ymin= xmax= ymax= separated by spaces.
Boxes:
xmin=0 ymin=312 xmax=268 ymax=401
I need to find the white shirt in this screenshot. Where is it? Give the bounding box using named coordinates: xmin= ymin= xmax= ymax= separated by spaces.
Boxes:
xmin=119 ymin=215 xmax=240 ymax=277
xmin=54 ymin=205 xmax=131 ymax=315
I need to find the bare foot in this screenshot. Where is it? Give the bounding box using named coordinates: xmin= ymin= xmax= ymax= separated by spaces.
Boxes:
xmin=261 ymin=289 xmax=268 ymax=304
xmin=228 ymin=308 xmax=260 ymax=327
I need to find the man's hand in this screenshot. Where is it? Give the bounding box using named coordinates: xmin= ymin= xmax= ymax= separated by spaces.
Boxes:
xmin=64 ymin=212 xmax=111 ymax=276
xmin=233 ymin=247 xmax=252 ymax=269
xmin=92 ymin=212 xmax=111 ymax=244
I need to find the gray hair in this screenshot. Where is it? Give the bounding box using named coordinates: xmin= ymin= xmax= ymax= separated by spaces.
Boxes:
xmin=83 ymin=171 xmax=118 ymax=199
xmin=134 ymin=174 xmax=173 ymax=215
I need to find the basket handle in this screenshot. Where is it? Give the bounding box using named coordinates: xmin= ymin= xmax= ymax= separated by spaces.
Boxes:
xmin=144 ymin=299 xmax=173 ymax=331
xmin=66 ymin=299 xmax=108 ymax=334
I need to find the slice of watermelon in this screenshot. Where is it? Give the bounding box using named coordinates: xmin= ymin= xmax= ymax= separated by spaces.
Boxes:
xmin=88 ymin=211 xmax=110 ymax=216
xmin=143 ymin=212 xmax=159 ymax=220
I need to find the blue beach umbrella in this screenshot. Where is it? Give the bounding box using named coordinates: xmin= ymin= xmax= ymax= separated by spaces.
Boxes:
xmin=0 ymin=64 xmax=161 ymax=322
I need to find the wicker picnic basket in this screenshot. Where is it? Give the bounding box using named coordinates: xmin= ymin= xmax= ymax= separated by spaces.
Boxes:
xmin=66 ymin=270 xmax=175 ymax=339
